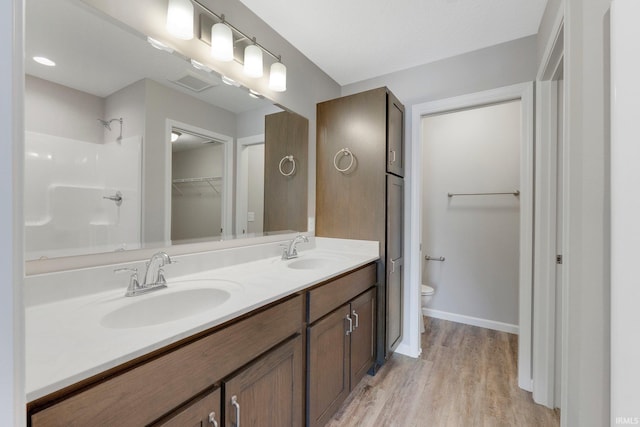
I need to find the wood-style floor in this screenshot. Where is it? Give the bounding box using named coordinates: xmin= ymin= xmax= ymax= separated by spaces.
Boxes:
xmin=325 ymin=317 xmax=560 ymax=427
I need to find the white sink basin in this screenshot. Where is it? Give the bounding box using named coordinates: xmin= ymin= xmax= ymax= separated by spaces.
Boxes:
xmin=101 ymin=285 xmax=232 ymax=329
xmin=287 ymin=257 xmax=336 ymax=270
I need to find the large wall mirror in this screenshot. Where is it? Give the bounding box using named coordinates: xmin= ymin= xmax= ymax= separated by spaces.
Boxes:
xmin=24 ymin=0 xmax=309 ymax=264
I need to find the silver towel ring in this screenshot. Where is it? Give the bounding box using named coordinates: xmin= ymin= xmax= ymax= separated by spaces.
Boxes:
xmin=333 ymin=148 xmax=355 ymax=173
xmin=279 ymin=155 xmax=296 ymax=176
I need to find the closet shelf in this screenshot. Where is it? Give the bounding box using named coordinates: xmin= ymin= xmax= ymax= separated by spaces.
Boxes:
xmin=172 ymin=176 xmax=221 ymax=195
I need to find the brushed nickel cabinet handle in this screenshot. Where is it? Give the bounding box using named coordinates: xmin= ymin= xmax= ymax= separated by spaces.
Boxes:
xmin=390 ymin=150 xmax=396 ymax=164
xmin=231 ymin=395 xmax=240 ymax=427
xmin=346 ymin=314 xmax=353 ymax=335
xmin=352 ymin=310 xmax=359 ymax=329
xmin=208 ymin=411 xmax=218 ymax=427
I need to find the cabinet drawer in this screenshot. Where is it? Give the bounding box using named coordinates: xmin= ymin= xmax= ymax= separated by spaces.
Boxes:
xmin=308 ymin=263 xmax=376 ymax=324
xmin=31 ymin=295 xmax=303 ymax=427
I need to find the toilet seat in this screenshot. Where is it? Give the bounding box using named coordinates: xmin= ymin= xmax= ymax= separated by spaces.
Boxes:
xmin=421 ymin=285 xmax=434 ymax=296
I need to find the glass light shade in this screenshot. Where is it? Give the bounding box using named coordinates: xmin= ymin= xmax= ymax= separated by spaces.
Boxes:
xmin=211 ymin=23 xmax=234 ymax=62
xmin=244 ymin=44 xmax=263 ymax=78
xmin=166 ymin=0 xmax=194 ymax=40
xmin=269 ymin=62 xmax=287 ymax=92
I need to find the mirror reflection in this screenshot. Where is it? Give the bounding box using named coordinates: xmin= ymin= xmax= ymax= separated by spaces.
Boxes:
xmin=24 ymin=0 xmax=308 ymax=261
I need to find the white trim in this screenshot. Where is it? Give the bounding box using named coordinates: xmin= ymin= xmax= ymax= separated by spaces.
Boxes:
xmin=2 ymin=0 xmax=25 ymax=424
xmin=410 ymin=82 xmax=535 ymax=392
xmin=164 ymin=119 xmax=233 ymax=242
xmin=422 ymin=309 xmax=519 ymax=335
xmin=533 ymin=16 xmax=564 ymax=409
xmin=235 ymin=134 xmax=265 ymax=236
xmin=537 ymin=13 xmax=565 ymax=81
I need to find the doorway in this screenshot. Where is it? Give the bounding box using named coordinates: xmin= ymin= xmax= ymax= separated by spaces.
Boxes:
xmin=421 ymin=100 xmax=522 ymax=333
xmin=164 ymin=119 xmax=233 ymax=244
xmin=409 ymin=83 xmax=534 ymax=391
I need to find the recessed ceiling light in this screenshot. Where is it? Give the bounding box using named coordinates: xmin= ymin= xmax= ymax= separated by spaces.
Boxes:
xmin=33 ymin=56 xmax=56 ymax=67
xmin=147 ymin=36 xmax=174 ymax=53
xmin=190 ymin=59 xmax=212 ymax=73
xmin=221 ymin=76 xmax=240 ymax=87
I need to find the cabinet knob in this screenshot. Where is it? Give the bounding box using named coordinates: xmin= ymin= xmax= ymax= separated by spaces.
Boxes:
xmin=208 ymin=411 xmax=219 ymax=427
xmin=231 ymin=395 xmax=241 ymax=427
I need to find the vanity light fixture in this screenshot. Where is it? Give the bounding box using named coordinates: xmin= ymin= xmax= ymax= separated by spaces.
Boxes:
xmin=166 ymin=0 xmax=288 ymax=91
xmin=210 ymin=17 xmax=234 ymax=62
xmin=269 ymin=59 xmax=287 ymax=92
xmin=147 ymin=36 xmax=174 ymax=53
xmin=33 ymin=56 xmax=56 ymax=67
xmin=171 ymin=131 xmax=182 ymax=142
xmin=243 ymin=39 xmax=263 ymax=78
xmin=166 ymin=0 xmax=194 ymax=40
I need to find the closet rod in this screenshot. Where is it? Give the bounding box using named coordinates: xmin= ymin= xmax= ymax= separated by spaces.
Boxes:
xmin=447 ymin=190 xmax=520 ymax=198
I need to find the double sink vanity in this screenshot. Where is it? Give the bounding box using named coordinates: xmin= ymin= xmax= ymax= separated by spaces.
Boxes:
xmin=25 ymin=237 xmax=379 ymax=426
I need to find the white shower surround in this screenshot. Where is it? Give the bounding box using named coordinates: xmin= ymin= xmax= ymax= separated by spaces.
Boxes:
xmin=24 ymin=132 xmax=142 ymax=259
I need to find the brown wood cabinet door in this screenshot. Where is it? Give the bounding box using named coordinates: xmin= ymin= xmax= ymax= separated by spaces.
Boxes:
xmin=155 ymin=388 xmax=221 ymax=427
xmin=386 ymin=175 xmax=404 ymax=353
xmin=223 ymin=336 xmax=303 ymax=427
xmin=350 ymin=288 xmax=376 ymax=387
xmin=264 ymin=111 xmax=309 ymax=233
xmin=307 ymin=304 xmax=351 ymax=427
xmin=316 ymin=88 xmax=387 ymax=244
xmin=387 ymin=91 xmax=405 ymax=177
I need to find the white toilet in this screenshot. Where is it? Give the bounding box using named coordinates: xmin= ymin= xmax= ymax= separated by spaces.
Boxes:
xmin=420 ymin=285 xmax=435 ymax=333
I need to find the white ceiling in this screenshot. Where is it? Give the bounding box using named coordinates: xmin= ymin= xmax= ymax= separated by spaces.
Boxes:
xmin=238 ymin=0 xmax=548 ymax=86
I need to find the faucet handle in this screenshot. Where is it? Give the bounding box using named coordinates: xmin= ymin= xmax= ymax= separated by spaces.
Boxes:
xmin=114 ymin=267 xmax=140 ymax=296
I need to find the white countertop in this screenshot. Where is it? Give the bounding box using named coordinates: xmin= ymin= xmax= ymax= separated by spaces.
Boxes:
xmin=25 ymin=238 xmax=379 ymax=402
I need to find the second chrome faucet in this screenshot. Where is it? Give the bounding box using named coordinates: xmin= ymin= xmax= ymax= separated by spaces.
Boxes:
xmin=282 ymin=235 xmax=309 ymax=260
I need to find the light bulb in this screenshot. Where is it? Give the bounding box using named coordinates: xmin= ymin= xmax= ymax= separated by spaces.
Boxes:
xmin=211 ymin=23 xmax=234 ymax=62
xmin=269 ymin=61 xmax=287 ymax=92
xmin=244 ymin=44 xmax=263 ymax=78
xmin=166 ymin=0 xmax=194 ymax=40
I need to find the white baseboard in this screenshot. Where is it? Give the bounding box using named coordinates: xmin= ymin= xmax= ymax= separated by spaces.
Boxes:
xmin=422 ymin=308 xmax=519 ymax=335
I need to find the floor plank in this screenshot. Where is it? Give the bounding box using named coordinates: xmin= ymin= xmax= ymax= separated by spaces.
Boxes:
xmin=325 ymin=317 xmax=560 ymax=427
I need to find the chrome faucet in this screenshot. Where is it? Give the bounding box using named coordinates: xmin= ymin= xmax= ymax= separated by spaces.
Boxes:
xmin=114 ymin=251 xmax=174 ymax=297
xmin=143 ymin=251 xmax=173 ymax=287
xmin=282 ymin=235 xmax=309 ymax=260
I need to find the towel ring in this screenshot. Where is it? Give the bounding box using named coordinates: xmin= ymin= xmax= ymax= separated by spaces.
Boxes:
xmin=279 ymin=155 xmax=296 ymax=176
xmin=333 ymin=148 xmax=355 ymax=173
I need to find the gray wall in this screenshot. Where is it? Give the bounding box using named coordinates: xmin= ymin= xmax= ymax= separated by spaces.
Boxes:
xmin=25 ymin=75 xmax=104 ymax=143
xmin=342 ymin=35 xmax=537 ymax=104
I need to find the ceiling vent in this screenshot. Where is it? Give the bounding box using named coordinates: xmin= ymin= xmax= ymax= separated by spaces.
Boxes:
xmin=170 ymin=70 xmax=218 ymax=92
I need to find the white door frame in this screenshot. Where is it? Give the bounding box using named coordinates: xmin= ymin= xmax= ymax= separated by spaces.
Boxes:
xmin=410 ymin=82 xmax=535 ymax=391
xmin=164 ymin=119 xmax=234 ymax=242
xmin=235 ymin=134 xmax=264 ymax=236
xmin=533 ymin=12 xmax=565 ymax=409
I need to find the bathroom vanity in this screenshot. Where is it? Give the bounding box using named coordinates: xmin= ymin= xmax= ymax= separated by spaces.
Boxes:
xmin=25 ymin=238 xmax=378 ymax=426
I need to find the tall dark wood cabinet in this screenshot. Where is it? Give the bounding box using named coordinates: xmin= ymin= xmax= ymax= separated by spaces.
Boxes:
xmin=264 ymin=110 xmax=309 ymax=233
xmin=316 ymin=87 xmax=405 ymax=365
